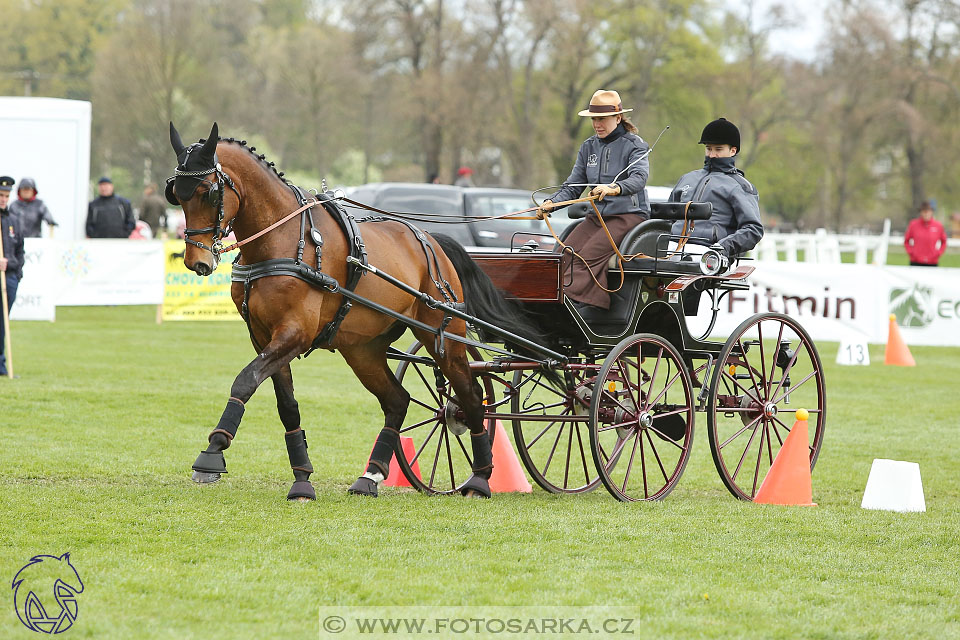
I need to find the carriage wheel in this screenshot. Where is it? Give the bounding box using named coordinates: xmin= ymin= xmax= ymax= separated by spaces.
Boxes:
xmin=589 ymin=334 xmax=695 ymax=502
xmin=511 ymin=366 xmax=602 ymax=494
xmin=707 ymin=312 xmax=826 ymax=501
xmin=392 ymin=341 xmax=495 ymax=495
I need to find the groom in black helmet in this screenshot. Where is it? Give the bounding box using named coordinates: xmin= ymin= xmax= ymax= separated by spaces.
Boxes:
xmin=668 ymin=118 xmax=763 ymax=258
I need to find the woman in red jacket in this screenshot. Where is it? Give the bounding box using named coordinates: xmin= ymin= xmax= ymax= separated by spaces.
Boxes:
xmin=904 ymin=201 xmax=947 ymax=266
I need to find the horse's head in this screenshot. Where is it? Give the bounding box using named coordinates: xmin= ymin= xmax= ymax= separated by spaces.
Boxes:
xmin=167 ymin=122 xmax=240 ymax=276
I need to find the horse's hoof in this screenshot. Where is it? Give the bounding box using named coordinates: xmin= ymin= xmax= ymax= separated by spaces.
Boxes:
xmin=347 ymin=476 xmax=378 ymax=497
xmin=192 ymin=470 xmax=222 ymax=484
xmin=457 ymin=474 xmax=491 ymax=499
xmin=192 ymin=450 xmax=227 ymax=474
xmin=287 ymin=481 xmax=316 ymax=501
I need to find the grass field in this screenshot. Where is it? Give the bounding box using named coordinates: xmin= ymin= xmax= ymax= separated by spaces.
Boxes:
xmin=2 ymin=306 xmax=958 ymax=639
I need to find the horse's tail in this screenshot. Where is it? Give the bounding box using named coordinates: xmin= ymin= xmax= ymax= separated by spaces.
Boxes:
xmin=432 ymin=234 xmax=550 ymax=358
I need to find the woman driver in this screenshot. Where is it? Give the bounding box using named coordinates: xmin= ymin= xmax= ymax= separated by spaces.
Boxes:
xmin=541 ymin=89 xmax=650 ymax=310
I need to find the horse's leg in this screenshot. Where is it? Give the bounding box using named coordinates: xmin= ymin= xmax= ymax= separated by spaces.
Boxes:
xmin=339 ymin=339 xmax=410 ymax=498
xmin=271 ymin=364 xmax=316 ymax=501
xmin=191 ymin=327 xmax=305 ymax=485
xmin=416 ymin=331 xmax=493 ymax=498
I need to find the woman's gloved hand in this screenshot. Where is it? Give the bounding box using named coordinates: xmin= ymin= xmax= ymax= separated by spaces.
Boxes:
xmin=590 ymin=183 xmax=621 ymax=201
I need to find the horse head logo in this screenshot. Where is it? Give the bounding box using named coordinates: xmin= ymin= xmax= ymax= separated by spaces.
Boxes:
xmin=12 ymin=553 xmax=84 ymax=634
xmin=890 ymin=284 xmax=935 ymax=328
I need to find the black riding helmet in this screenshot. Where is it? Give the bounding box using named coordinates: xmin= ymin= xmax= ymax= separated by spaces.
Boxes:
xmin=699 ymin=118 xmax=740 ymax=153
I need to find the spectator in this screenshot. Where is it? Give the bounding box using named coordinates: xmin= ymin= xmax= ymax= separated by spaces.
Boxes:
xmin=9 ymin=177 xmax=57 ymax=237
xmin=427 ymin=173 xmax=442 ymax=184
xmin=454 ymin=167 xmax=475 ymax=187
xmin=86 ymin=176 xmax=135 ymax=238
xmin=0 ymin=176 xmax=25 ymax=377
xmin=139 ymin=183 xmax=167 ymax=237
xmin=904 ymin=201 xmax=947 ymax=266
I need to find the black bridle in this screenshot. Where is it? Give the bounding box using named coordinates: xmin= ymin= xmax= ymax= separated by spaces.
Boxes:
xmin=166 ymin=144 xmax=240 ymax=263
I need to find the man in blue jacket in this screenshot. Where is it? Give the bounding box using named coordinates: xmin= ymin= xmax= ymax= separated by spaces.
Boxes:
xmin=669 ymin=118 xmax=763 ymax=258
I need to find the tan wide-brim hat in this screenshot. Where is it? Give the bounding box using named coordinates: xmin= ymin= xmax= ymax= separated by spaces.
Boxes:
xmin=578 ymin=90 xmax=633 ymax=117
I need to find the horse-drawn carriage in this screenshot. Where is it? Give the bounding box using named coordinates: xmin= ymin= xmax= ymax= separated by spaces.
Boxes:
xmin=167 ymin=123 xmax=824 ymax=503
xmin=383 ymin=202 xmax=826 ymax=502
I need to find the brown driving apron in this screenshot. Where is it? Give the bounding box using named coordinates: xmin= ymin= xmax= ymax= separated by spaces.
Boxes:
xmin=562 ymin=213 xmax=647 ymax=309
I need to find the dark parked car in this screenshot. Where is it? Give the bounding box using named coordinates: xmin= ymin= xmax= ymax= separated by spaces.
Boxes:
xmin=344 ymin=182 xmax=670 ymax=250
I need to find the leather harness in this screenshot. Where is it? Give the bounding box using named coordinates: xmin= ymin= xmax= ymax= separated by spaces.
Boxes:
xmin=230 ymin=185 xmax=457 ymax=357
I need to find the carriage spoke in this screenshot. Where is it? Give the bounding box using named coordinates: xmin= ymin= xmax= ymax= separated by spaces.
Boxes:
xmin=751 ymin=421 xmax=767 ymax=498
xmin=757 ymin=323 xmax=768 ymax=395
xmin=428 ymin=427 xmax=444 ymax=488
xmin=444 ymin=426 xmax=456 ymax=489
xmin=771 ymin=370 xmax=817 ymax=405
xmin=652 ymin=406 xmax=690 ymax=420
xmin=564 ymin=420 xmax=575 ymax=489
xmin=719 ymin=415 xmax=763 ymax=450
xmin=412 ymin=364 xmax=443 ymax=406
xmin=731 ymin=420 xmax=761 ymax=482
xmin=400 ymin=414 xmax=442 ymax=433
xmin=620 ymin=431 xmax=642 ymax=494
xmin=767 ymin=323 xmax=786 ymax=398
xmin=646 ymin=425 xmax=687 ymax=449
xmin=770 ymin=346 xmax=801 ymax=400
xmin=541 ymin=422 xmax=567 ymax=477
xmin=453 ymin=431 xmax=473 ymax=467
xmin=642 ymin=348 xmax=664 ymax=411
xmin=408 ymin=422 xmax=441 ymax=465
xmin=526 ymin=418 xmax=563 ymax=449
xmin=640 ymin=433 xmax=648 ymax=498
xmin=736 ymin=339 xmax=765 ymax=400
xmin=644 ymin=429 xmax=670 ymax=483
xmin=720 ymin=367 xmax=757 ymax=398
xmin=574 ymin=423 xmax=591 ymax=485
xmin=765 ymin=420 xmax=774 ymax=465
xmin=646 ymin=370 xmax=684 ymax=410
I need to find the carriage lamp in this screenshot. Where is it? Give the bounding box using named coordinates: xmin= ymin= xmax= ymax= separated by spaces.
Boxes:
xmin=699 ymin=248 xmax=727 ymax=275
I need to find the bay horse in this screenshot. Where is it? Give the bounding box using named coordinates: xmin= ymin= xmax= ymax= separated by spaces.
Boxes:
xmin=166 ymin=122 xmax=541 ymax=500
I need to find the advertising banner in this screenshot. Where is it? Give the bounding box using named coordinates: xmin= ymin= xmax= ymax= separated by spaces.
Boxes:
xmin=692 ymin=262 xmax=960 ymax=346
xmin=11 ymin=239 xmax=163 ymax=320
xmin=161 ymin=240 xmax=241 ymax=321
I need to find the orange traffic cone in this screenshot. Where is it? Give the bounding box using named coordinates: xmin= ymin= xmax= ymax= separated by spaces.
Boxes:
xmin=366 ymin=436 xmax=421 ymax=487
xmin=753 ymin=409 xmax=816 ymax=506
xmin=488 ymin=421 xmax=533 ymax=493
xmin=884 ymin=314 xmax=916 ymax=366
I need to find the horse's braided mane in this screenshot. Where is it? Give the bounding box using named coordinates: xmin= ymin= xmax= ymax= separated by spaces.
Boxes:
xmin=197 ymin=136 xmax=291 ymax=186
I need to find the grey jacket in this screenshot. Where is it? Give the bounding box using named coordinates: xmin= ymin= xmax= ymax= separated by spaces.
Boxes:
xmin=550 ymin=126 xmax=650 ymax=216
xmin=669 ymin=156 xmax=763 ymax=256
xmin=9 ymin=197 xmax=56 ymax=238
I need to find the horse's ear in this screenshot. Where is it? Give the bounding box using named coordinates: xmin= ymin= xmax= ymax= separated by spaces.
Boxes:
xmin=199 ymin=122 xmax=219 ymax=162
xmin=169 ymin=122 xmax=186 ymax=156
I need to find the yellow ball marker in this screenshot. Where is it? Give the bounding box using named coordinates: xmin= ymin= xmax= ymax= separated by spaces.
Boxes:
xmin=796 ymin=408 xmax=809 ymax=421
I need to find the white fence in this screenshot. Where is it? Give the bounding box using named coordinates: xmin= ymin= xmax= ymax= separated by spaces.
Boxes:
xmin=748 ymin=220 xmax=959 ymax=265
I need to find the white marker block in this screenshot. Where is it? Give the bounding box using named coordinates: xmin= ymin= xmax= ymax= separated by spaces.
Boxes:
xmin=836 ymin=338 xmax=871 ymax=366
xmin=861 ymin=459 xmax=926 ymax=512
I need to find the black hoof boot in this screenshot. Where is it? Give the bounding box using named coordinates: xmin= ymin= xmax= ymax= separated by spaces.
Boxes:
xmin=192 ymin=450 xmax=227 ymax=484
xmin=287 ymin=481 xmax=316 ymax=501
xmin=348 ymin=476 xmax=379 ymax=497
xmin=457 ymin=474 xmax=491 ymax=499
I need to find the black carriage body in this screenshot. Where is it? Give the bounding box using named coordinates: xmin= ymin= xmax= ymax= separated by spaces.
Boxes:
xmin=469 ymin=248 xmax=752 ymax=362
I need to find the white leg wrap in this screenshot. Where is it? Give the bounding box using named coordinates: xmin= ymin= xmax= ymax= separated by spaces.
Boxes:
xmin=362 ymin=471 xmax=385 ymax=484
